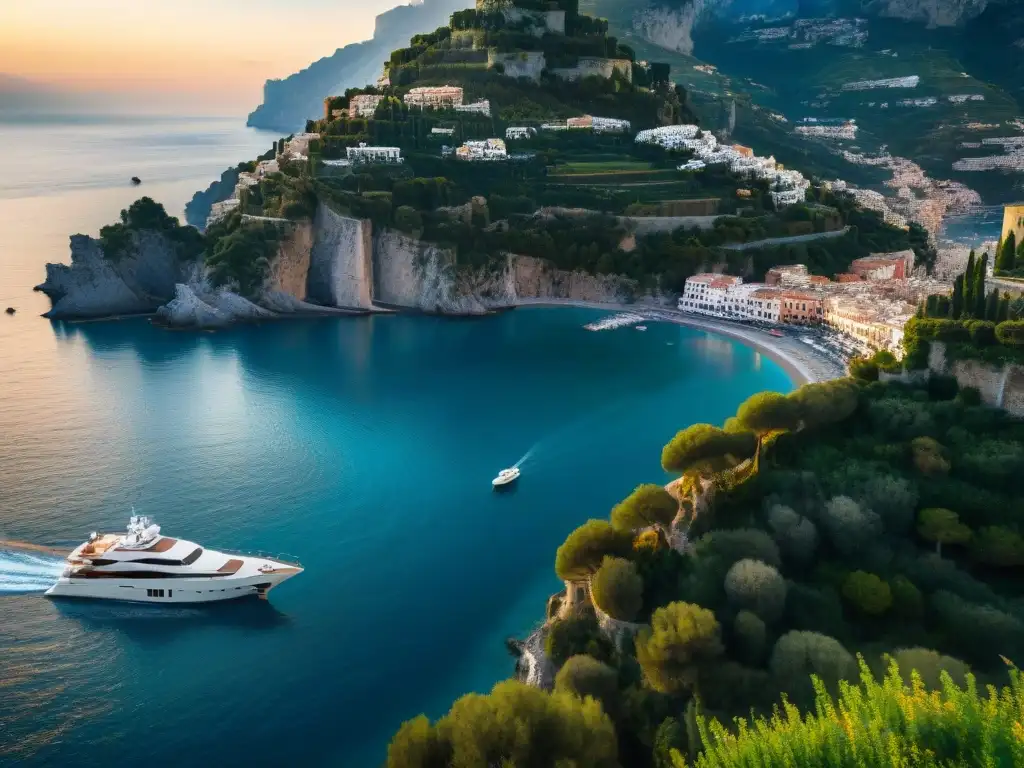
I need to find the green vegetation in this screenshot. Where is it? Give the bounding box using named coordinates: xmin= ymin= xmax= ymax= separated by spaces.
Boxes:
xmin=389 ymin=370 xmax=1024 ymax=766
xmin=98 ymin=197 xmax=204 ymax=262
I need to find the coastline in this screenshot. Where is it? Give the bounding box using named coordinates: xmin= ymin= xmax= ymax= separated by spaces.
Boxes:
xmin=514 ymin=299 xmax=847 ymax=385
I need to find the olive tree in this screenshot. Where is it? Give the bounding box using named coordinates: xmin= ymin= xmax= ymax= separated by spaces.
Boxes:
xmin=724 ymin=559 xmax=787 ymax=623
xmin=590 ymin=556 xmax=643 ymax=622
xmin=386 ymin=680 xmax=618 ymax=768
xmin=821 ymin=496 xmax=882 ymax=559
xmin=610 ymin=484 xmax=678 ymax=534
xmin=555 ymin=520 xmax=632 ymax=581
xmin=635 ymin=602 xmax=723 ymax=694
xmin=841 ymin=571 xmax=892 ymax=616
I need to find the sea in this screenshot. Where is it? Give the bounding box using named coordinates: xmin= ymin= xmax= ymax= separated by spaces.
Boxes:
xmin=0 ymin=114 xmax=794 ymax=766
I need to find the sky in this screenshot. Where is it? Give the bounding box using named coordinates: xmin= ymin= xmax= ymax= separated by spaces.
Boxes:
xmin=0 ymin=0 xmax=410 ymax=114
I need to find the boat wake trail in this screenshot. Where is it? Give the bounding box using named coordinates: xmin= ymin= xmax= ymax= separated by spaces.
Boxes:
xmin=513 ymin=448 xmax=534 ymax=469
xmin=0 ymin=551 xmax=65 ymax=594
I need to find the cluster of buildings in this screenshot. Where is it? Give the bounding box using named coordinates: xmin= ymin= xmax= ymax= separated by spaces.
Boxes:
xmin=795 ymin=120 xmax=858 ymax=140
xmin=536 ymin=115 xmax=631 ymax=134
xmin=677 ymin=251 xmax=949 ymax=355
xmin=842 ymin=75 xmax=919 ymax=91
xmin=206 ymin=157 xmax=286 ymax=227
xmin=953 ymin=135 xmax=1024 ymax=173
xmin=455 ymin=138 xmax=507 ymax=161
xmin=346 ymin=143 xmax=403 ymax=164
xmin=730 ymin=18 xmax=867 ymax=48
xmin=635 ymin=125 xmax=810 ymax=207
xmin=402 ymin=86 xmax=491 ymax=117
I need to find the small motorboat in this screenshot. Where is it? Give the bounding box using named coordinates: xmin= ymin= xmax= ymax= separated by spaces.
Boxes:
xmin=768 ymin=329 xmax=784 ymax=337
xmin=635 ymin=325 xmax=647 ymax=331
xmin=492 ymin=467 xmax=520 ymax=488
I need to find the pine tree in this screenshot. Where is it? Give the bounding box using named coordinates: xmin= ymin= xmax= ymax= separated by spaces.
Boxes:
xmin=996 ymin=232 xmax=1016 ymax=273
xmin=973 ymin=253 xmax=988 ymax=319
xmin=950 ymin=274 xmax=964 ymax=319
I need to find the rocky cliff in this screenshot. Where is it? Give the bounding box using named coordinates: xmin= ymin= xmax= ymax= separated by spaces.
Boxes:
xmin=308 ymin=204 xmax=375 ymax=310
xmin=35 ymin=232 xmax=184 ymax=319
xmin=926 ymin=341 xmax=1024 ymax=416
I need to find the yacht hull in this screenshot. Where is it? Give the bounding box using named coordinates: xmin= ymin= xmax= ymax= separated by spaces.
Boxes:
xmin=45 ymin=569 xmax=301 ymax=604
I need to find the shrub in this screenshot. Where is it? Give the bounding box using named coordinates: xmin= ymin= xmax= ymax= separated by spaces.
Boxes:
xmin=724 ymin=559 xmax=787 ymax=623
xmin=635 ymin=602 xmax=723 ymax=694
xmin=958 ymin=385 xmax=982 ymax=406
xmin=546 ymin=612 xmax=614 ymax=667
xmin=386 ymin=680 xmax=617 ymax=768
xmin=767 ymin=504 xmax=818 ymax=566
xmin=554 ymin=655 xmax=619 ymax=712
xmin=890 ymin=647 xmax=970 ymax=690
xmin=611 ymin=484 xmax=678 ymax=533
xmin=732 ymin=610 xmax=766 ymax=665
xmin=769 ymin=631 xmax=858 ymax=707
xmin=856 ymin=475 xmax=918 ymax=534
xmin=995 ymin=320 xmax=1024 ymax=346
xmin=633 ymin=529 xmax=661 ymax=553
xmin=911 ymin=436 xmax=950 ymax=476
xmin=393 ymin=205 xmax=423 ymax=234
xmin=848 ymin=355 xmax=878 ymax=382
xmin=930 ymin=590 xmax=1024 ymax=664
xmin=841 ymin=571 xmax=892 ymax=616
xmin=694 ymin=528 xmax=781 ymax=570
xmin=889 ymin=575 xmax=923 ymax=620
xmin=821 ymin=497 xmax=882 ymax=559
xmin=591 ymin=556 xmax=643 ymax=622
xmin=677 ymin=660 xmax=1024 ymax=768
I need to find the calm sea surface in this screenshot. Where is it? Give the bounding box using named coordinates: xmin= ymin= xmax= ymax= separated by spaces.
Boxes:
xmin=0 ymin=115 xmax=793 ymax=766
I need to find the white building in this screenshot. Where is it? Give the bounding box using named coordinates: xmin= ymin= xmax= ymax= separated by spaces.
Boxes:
xmin=346 ymin=143 xmax=403 ymax=164
xmin=566 ymin=115 xmax=631 ymax=133
xmin=455 ymin=138 xmax=507 ymax=161
xmin=506 ymin=126 xmax=536 ymax=140
xmin=431 ymin=127 xmax=456 ymax=136
xmin=679 ymin=160 xmax=706 ymax=171
xmin=677 ymin=275 xmax=782 ymax=322
xmin=404 ymin=86 xmax=464 ymax=110
xmin=349 ymin=95 xmax=384 ymax=118
xmin=635 ymin=124 xmax=701 ymax=148
xmin=454 ymin=99 xmax=491 ymax=117
xmin=677 ymin=274 xmax=742 ymax=316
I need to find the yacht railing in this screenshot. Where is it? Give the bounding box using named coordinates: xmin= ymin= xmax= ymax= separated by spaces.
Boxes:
xmin=218 ymin=549 xmax=303 ymax=568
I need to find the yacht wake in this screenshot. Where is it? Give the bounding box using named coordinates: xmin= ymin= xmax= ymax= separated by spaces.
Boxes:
xmin=0 ymin=551 xmax=65 ymax=594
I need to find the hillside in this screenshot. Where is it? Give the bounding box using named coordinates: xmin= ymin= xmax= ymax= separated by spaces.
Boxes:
xmin=582 ymin=0 xmax=1024 ymax=215
xmin=247 ymin=0 xmax=472 ymax=132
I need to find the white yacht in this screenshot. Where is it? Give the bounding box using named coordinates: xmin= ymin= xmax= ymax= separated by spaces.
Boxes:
xmin=492 ymin=467 xmax=520 ymax=488
xmin=45 ymin=515 xmax=302 ymax=604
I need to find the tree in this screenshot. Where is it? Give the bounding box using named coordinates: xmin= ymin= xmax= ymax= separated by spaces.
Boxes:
xmin=985 ymin=288 xmax=1000 ymax=321
xmin=973 ymin=253 xmax=988 ymax=318
xmin=546 ymin=612 xmax=614 ymax=667
xmin=950 ymin=273 xmax=964 ymax=319
xmin=661 ymin=424 xmax=756 ymax=476
xmin=554 ymin=655 xmax=620 ymax=713
xmin=841 ymin=571 xmax=892 ymax=615
xmin=821 ymin=496 xmax=882 ymax=558
xmin=848 ymin=356 xmax=878 ymax=382
xmin=590 ymin=556 xmax=643 ymax=622
xmin=695 ymin=528 xmax=782 ymax=570
xmin=964 ymin=250 xmax=976 ymax=309
xmin=912 ymin=436 xmax=950 ymax=476
xmin=386 ymin=680 xmax=618 ymax=768
xmin=769 ymin=631 xmax=858 ymax=706
xmin=767 ymin=504 xmax=818 ymax=565
xmin=857 ymin=474 xmax=918 ymax=534
xmin=996 ymin=230 xmax=1016 ymax=273
xmin=611 ymin=484 xmax=679 ymax=534
xmin=788 ymin=379 xmax=859 ymax=429
xmin=394 ymin=205 xmax=423 ymax=234
xmin=724 ymin=559 xmax=787 ymax=623
xmin=917 ymin=508 xmax=971 ymax=557
xmin=653 ymin=717 xmax=684 ymax=768
xmin=732 ymin=610 xmax=766 ymax=665
xmin=970 ymin=525 xmax=1024 ymax=568
xmin=635 ymin=602 xmax=723 ymax=694
xmin=889 ymin=575 xmax=924 ymax=620
xmin=555 ymin=520 xmax=632 ymax=581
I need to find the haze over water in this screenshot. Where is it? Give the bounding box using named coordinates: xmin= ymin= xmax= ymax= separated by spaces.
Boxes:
xmin=0 ymin=115 xmax=793 ymax=765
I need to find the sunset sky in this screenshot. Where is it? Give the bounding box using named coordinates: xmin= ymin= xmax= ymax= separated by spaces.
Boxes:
xmin=0 ymin=0 xmax=408 ymax=113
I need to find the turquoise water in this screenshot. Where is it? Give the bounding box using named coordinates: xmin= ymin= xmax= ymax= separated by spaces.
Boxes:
xmin=0 ymin=114 xmax=794 ymax=766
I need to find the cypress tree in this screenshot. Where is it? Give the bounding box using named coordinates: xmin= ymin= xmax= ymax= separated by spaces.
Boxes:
xmin=998 ymin=293 xmax=1011 ymax=322
xmin=925 ymin=294 xmax=938 ymax=317
xmin=950 ymin=274 xmax=964 ymax=319
xmin=1017 ymin=238 xmax=1024 ymax=270
xmin=974 ymin=253 xmax=988 ymax=319
xmin=964 ymin=251 xmax=976 ymax=308
xmin=985 ymin=288 xmax=999 ymax=321
xmin=996 ymin=232 xmax=1017 ymax=273
xmin=936 ymin=295 xmax=951 ymax=318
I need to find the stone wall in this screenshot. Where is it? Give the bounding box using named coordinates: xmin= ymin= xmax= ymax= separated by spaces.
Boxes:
xmin=307 ymin=203 xmax=374 ymax=310
xmin=624 ymin=215 xmax=721 ymax=235
xmin=927 ymin=341 xmax=1024 ymax=417
xmin=551 ymin=58 xmax=632 ymax=83
xmin=488 ymin=50 xmax=546 ymax=82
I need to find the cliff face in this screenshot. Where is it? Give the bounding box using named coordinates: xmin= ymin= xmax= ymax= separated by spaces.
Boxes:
xmin=267 ymin=220 xmax=314 ymax=301
xmin=36 ymin=232 xmax=184 ymax=319
xmin=308 ymin=204 xmax=375 ymax=310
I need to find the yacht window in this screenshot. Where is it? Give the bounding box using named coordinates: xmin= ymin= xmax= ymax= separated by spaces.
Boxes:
xmin=169 ymin=590 xmax=173 ymax=598
xmin=147 ymin=589 xmax=153 ymax=597
xmin=181 ymin=548 xmax=203 ymax=565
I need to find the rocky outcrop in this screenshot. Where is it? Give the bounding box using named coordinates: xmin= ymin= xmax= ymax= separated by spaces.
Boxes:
xmin=307 ymin=204 xmax=374 ymax=310
xmin=509 ymin=255 xmax=636 ymax=303
xmin=266 ymin=220 xmax=313 ymax=302
xmin=925 ymin=341 xmax=1024 ymax=416
xmin=35 ymin=232 xmax=184 ymax=319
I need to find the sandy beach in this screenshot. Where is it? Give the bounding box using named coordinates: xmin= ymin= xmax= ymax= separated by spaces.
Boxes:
xmin=514 ymin=299 xmax=848 ymax=384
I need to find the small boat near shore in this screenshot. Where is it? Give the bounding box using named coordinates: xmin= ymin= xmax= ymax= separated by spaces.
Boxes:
xmin=492 ymin=467 xmax=520 ymax=488
xmin=635 ymin=325 xmax=647 ymax=331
